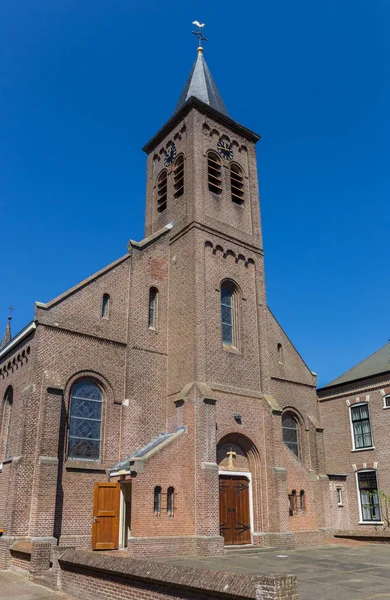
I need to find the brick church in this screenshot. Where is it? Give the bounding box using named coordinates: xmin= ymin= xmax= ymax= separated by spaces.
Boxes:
xmin=0 ymin=44 xmax=332 ymax=565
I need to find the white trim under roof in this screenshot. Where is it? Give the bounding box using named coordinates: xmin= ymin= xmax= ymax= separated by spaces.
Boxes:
xmin=0 ymin=322 xmax=36 ymax=359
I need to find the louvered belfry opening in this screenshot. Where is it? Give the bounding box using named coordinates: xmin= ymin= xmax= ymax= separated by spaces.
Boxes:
xmin=157 ymin=170 xmax=168 ymax=212
xmin=173 ymin=155 xmax=184 ymax=198
xmin=207 ymin=152 xmax=222 ymax=195
xmin=230 ymin=164 xmax=244 ymax=204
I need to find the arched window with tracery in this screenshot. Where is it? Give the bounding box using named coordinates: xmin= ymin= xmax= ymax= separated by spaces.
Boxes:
xmin=230 ymin=164 xmax=244 ymax=204
xmin=207 ymin=152 xmax=222 ymax=195
xmin=173 ymin=154 xmax=184 ymax=198
xmin=148 ymin=287 xmax=158 ymax=329
xmin=157 ymin=170 xmax=167 ymax=212
xmin=102 ymin=294 xmax=110 ymax=319
xmin=1 ymin=386 xmax=13 ymax=458
xmin=154 ymin=486 xmax=162 ymax=516
xmin=68 ymin=380 xmax=103 ymax=461
xmin=221 ymin=281 xmax=239 ymax=348
xmin=282 ymin=412 xmax=299 ymax=457
xmin=167 ymin=486 xmax=175 ymax=517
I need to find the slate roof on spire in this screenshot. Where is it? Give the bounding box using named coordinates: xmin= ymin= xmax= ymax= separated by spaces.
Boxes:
xmin=319 ymin=342 xmax=390 ymax=389
xmin=0 ymin=317 xmax=12 ymax=350
xmin=175 ymin=49 xmax=228 ymax=117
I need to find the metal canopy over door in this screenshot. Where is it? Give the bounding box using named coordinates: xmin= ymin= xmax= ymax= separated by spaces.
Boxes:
xmin=92 ymin=482 xmax=120 ymax=550
xmin=219 ymin=475 xmax=251 ymax=545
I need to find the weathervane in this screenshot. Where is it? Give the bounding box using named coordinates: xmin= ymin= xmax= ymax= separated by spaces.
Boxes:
xmin=192 ymin=21 xmax=207 ymax=52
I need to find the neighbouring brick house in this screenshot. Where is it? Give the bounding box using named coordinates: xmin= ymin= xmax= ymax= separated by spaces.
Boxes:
xmin=319 ymin=342 xmax=390 ymax=538
xmin=0 ymin=46 xmax=331 ymax=569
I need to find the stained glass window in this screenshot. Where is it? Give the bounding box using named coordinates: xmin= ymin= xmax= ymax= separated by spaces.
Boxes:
xmin=3 ymin=386 xmax=13 ymax=458
xmin=68 ymin=381 xmax=103 ymax=460
xmin=358 ymin=471 xmax=380 ymax=521
xmin=351 ymin=404 xmax=372 ymax=449
xmin=282 ymin=413 xmax=299 ymax=457
xmin=221 ymin=284 xmax=234 ymax=346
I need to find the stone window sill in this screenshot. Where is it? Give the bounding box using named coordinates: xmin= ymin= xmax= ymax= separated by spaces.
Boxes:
xmin=65 ymin=460 xmax=106 ymax=471
xmin=351 ymin=447 xmax=375 ymax=452
xmin=359 ymin=521 xmax=383 ymax=525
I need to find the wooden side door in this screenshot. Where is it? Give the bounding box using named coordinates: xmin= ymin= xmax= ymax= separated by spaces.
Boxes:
xmin=92 ymin=482 xmax=120 ymax=550
xmin=219 ymin=476 xmax=251 ymax=545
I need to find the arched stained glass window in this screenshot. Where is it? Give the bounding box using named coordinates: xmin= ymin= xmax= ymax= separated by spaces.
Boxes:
xmin=282 ymin=413 xmax=299 ymax=457
xmin=2 ymin=386 xmax=13 ymax=458
xmin=68 ymin=381 xmax=103 ymax=461
xmin=221 ymin=282 xmax=238 ymax=347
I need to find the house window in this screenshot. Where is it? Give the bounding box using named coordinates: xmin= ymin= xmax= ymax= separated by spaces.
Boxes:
xmin=157 ymin=170 xmax=168 ymax=212
xmin=101 ymin=294 xmax=110 ymax=319
xmin=350 ymin=403 xmax=372 ymax=449
xmin=207 ymin=152 xmax=222 ymax=195
xmin=384 ymin=395 xmax=390 ymax=408
xmin=221 ymin=281 xmax=238 ymax=347
xmin=282 ymin=412 xmax=299 ymax=457
xmin=167 ymin=486 xmax=175 ymax=517
xmin=277 ymin=343 xmax=283 ymax=364
xmin=154 ymin=486 xmax=162 ymax=515
xmin=289 ymin=490 xmax=297 ymax=516
xmin=68 ymin=380 xmax=103 ymax=461
xmin=336 ymin=487 xmax=343 ymax=506
xmin=300 ymin=490 xmax=305 ymax=512
xmin=2 ymin=386 xmax=13 ymax=458
xmin=148 ymin=287 xmax=158 ymax=329
xmin=230 ymin=164 xmax=244 ymax=204
xmin=173 ymin=155 xmax=184 ymax=198
xmin=357 ymin=471 xmax=380 ymax=522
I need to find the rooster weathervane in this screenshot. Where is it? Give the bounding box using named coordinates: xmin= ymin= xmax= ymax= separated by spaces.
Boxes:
xmin=192 ymin=21 xmax=208 ymax=50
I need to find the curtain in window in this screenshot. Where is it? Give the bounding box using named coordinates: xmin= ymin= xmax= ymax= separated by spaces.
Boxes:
xmin=358 ymin=471 xmax=380 ymax=521
xmin=351 ymin=404 xmax=372 ymax=448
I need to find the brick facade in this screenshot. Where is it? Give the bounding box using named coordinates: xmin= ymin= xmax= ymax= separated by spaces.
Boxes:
xmin=0 ymin=52 xmax=331 ymax=568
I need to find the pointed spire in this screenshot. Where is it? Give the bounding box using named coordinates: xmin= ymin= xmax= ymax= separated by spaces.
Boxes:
xmin=175 ymin=47 xmax=228 ymax=117
xmin=0 ymin=316 xmax=12 ymax=350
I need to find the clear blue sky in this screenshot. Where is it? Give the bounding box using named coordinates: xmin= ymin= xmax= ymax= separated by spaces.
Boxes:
xmin=1 ymin=1 xmax=389 ymax=387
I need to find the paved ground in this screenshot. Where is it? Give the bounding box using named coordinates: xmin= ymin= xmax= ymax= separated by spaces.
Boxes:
xmin=0 ymin=570 xmax=71 ymax=600
xmin=151 ymin=543 xmax=390 ymax=600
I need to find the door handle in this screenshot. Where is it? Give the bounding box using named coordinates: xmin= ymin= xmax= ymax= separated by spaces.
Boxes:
xmin=93 ymin=516 xmax=99 ymax=523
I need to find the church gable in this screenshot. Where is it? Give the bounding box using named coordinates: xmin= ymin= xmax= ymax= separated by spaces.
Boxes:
xmin=267 ymin=308 xmax=316 ymax=387
xmin=35 ymin=254 xmax=130 ymax=344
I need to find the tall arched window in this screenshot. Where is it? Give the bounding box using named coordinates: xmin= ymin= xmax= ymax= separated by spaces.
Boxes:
xmin=167 ymin=486 xmax=175 ymax=517
xmin=157 ymin=170 xmax=167 ymax=213
xmin=101 ymin=294 xmax=110 ymax=319
xmin=68 ymin=380 xmax=103 ymax=461
xmin=173 ymin=155 xmax=184 ymax=198
xmin=2 ymin=386 xmax=13 ymax=458
xmin=148 ymin=287 xmax=158 ymax=329
xmin=154 ymin=486 xmax=162 ymax=516
xmin=207 ymin=152 xmax=222 ymax=195
xmin=230 ymin=164 xmax=244 ymax=204
xmin=282 ymin=413 xmax=299 ymax=457
xmin=221 ymin=281 xmax=238 ymax=347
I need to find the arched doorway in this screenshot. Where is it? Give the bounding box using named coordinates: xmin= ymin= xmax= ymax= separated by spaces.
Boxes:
xmin=217 ymin=434 xmax=258 ymax=546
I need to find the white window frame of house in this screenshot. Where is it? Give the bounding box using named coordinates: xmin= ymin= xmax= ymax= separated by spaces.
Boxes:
xmin=349 ymin=402 xmax=374 ymax=451
xmin=355 ymin=469 xmax=382 ymax=525
xmin=383 ymin=395 xmax=390 ymax=409
xmin=336 ymin=487 xmax=343 ymax=506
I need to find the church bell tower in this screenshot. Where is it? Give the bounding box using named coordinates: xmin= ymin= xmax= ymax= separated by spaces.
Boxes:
xmin=142 ymin=35 xmax=270 ymax=399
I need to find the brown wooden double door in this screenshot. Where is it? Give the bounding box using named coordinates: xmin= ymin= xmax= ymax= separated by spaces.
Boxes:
xmin=219 ymin=476 xmax=251 ymax=545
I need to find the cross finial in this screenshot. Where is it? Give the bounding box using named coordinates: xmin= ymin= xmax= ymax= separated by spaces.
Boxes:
xmin=192 ymin=21 xmax=208 ymax=53
xmin=8 ymin=305 xmax=15 ymax=321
